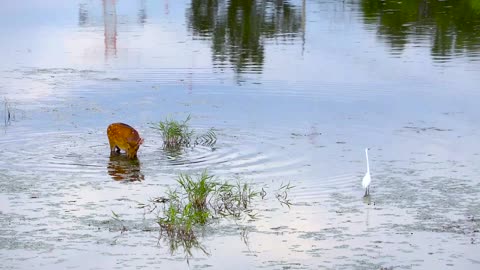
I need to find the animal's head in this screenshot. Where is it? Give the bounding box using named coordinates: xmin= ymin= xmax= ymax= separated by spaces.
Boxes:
xmin=127 ymin=137 xmax=144 ymax=159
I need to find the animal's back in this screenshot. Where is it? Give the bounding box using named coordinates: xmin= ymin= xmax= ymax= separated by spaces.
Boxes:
xmin=108 ymin=123 xmax=140 ymax=141
xmin=107 ymin=123 xmax=143 ymax=159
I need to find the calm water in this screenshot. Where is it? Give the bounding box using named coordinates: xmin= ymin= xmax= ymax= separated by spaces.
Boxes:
xmin=1 ymin=0 xmax=480 ymax=269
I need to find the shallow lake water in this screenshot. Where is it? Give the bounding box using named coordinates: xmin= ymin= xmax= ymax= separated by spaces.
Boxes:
xmin=1 ymin=0 xmax=480 ymax=269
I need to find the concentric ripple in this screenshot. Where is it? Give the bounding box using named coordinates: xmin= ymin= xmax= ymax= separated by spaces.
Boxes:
xmin=0 ymin=126 xmax=309 ymax=184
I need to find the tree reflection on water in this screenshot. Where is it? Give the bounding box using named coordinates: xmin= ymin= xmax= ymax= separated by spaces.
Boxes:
xmin=187 ymin=0 xmax=305 ymax=74
xmin=361 ymin=0 xmax=480 ymax=60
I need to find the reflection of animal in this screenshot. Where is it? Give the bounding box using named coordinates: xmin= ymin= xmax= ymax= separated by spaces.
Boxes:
xmin=362 ymin=148 xmax=371 ymax=197
xmin=107 ymin=123 xmax=144 ymax=159
xmin=107 ymin=155 xmax=144 ymax=181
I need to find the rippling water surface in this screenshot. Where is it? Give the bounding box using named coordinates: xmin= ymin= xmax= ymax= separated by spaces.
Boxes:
xmin=1 ymin=0 xmax=480 ymax=269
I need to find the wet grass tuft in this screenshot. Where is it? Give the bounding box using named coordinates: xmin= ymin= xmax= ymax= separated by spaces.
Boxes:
xmin=131 ymin=172 xmax=294 ymax=260
xmin=151 ymin=115 xmax=194 ymax=148
xmin=275 ymin=182 xmax=295 ymax=208
xmin=157 ymin=171 xmax=259 ymax=232
xmin=111 ymin=210 xmax=128 ymax=233
xmin=150 ymin=115 xmax=217 ymax=150
xmin=146 ymin=171 xmax=263 ymax=257
xmin=177 ymin=171 xmax=217 ymax=211
xmin=212 ymin=181 xmax=259 ymax=219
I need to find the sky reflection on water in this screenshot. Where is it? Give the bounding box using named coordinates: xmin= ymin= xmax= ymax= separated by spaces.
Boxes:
xmin=1 ymin=1 xmax=480 ymax=269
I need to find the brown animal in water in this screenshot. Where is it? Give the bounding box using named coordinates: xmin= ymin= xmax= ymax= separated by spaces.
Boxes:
xmin=107 ymin=123 xmax=144 ymax=159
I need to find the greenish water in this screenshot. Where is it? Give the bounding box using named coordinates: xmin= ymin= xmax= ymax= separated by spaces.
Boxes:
xmin=1 ymin=0 xmax=480 ymax=269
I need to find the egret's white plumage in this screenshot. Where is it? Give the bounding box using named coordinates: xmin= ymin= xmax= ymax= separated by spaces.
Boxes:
xmin=362 ymin=148 xmax=371 ymax=196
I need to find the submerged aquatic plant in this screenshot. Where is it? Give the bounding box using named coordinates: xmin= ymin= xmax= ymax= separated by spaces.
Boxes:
xmin=162 ymin=220 xmax=209 ymax=263
xmin=111 ymin=210 xmax=127 ymax=233
xmin=275 ymin=181 xmax=295 ymax=208
xmin=151 ymin=115 xmax=217 ymax=150
xmin=194 ymin=128 xmax=217 ymax=147
xmin=212 ymin=181 xmax=259 ymax=219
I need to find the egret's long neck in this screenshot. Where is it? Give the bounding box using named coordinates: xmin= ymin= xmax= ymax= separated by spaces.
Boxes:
xmin=365 ymin=149 xmax=370 ymax=173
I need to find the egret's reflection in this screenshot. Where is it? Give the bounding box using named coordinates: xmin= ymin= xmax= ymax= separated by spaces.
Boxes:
xmin=363 ymin=195 xmax=372 ymax=228
xmin=107 ymin=155 xmax=144 ymax=182
xmin=362 ymin=194 xmax=372 ymax=205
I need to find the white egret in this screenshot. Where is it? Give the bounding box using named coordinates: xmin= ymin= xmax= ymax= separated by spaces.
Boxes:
xmin=362 ymin=148 xmax=371 ymax=197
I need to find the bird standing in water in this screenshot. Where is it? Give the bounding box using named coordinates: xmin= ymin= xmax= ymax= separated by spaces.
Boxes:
xmin=362 ymin=148 xmax=371 ymax=197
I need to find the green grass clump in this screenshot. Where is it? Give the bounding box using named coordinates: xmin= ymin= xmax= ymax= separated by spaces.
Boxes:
xmin=134 ymin=171 xmax=294 ymax=259
xmin=151 ymin=115 xmax=217 ymax=150
xmin=156 ymin=172 xmax=260 ymax=239
xmin=177 ymin=171 xmax=217 ymax=211
xmin=158 ymin=201 xmax=209 ymax=261
xmin=159 ymin=201 xmax=209 ymax=234
xmin=152 ymin=115 xmax=194 ymax=148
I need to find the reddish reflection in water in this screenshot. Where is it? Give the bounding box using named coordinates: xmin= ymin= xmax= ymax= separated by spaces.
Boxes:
xmin=79 ymin=0 xmax=151 ymax=61
xmin=103 ymin=0 xmax=117 ymax=59
xmin=107 ymin=155 xmax=144 ymax=182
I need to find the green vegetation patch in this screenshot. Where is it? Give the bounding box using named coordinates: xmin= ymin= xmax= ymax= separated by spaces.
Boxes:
xmin=150 ymin=115 xmax=217 ymax=150
xmin=114 ymin=171 xmax=294 ymax=260
xmin=157 ymin=171 xmax=259 ymax=235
